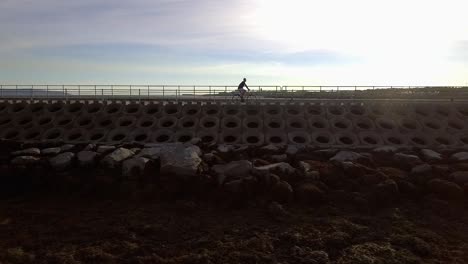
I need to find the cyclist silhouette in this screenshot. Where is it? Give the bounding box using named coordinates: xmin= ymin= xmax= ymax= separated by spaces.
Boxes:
xmin=238 ymin=78 xmax=250 ymax=102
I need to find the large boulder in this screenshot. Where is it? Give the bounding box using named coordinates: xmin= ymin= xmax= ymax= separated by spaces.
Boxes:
xmin=330 ymin=151 xmax=365 ymax=163
xmin=420 ymin=149 xmax=442 ymax=162
xmin=393 ymin=153 xmax=423 ymax=169
xmin=12 ymin=148 xmax=40 ymax=156
xmin=451 ymin=152 xmax=468 ymax=162
xmin=159 ymin=144 xmax=202 ymax=179
xmin=427 ymin=179 xmax=464 ymax=200
xmin=254 ymin=162 xmax=297 ymax=180
xmin=122 ymin=157 xmax=151 ymax=180
xmin=101 ymin=148 xmax=135 ymax=169
xmin=49 ymin=152 xmax=75 ymax=170
xmin=450 ymin=171 xmax=468 ymax=185
xmin=41 ymin=147 xmax=61 ymax=155
xmin=77 ymin=151 xmax=98 ymax=167
xmin=11 ymin=156 xmax=41 ymax=166
xmin=212 ymin=160 xmax=253 ymax=185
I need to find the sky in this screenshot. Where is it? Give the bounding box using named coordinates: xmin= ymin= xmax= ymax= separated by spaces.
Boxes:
xmin=0 ymin=0 xmax=467 ymax=86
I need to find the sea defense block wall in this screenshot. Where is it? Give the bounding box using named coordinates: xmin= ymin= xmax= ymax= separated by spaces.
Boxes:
xmin=0 ymin=100 xmax=467 ymax=148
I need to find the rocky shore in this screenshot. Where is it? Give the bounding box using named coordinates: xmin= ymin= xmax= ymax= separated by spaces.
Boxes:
xmin=1 ymin=140 xmax=468 ymax=263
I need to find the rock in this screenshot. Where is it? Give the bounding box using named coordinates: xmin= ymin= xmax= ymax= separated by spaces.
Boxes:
xmin=270 ymin=154 xmax=287 ymax=162
xmin=101 ymin=148 xmax=135 ymax=169
xmin=340 ymin=161 xmax=375 ymax=178
xmin=285 ymin=145 xmax=299 ymax=155
xmin=212 ymin=160 xmax=253 ymax=185
xmin=421 ymin=149 xmax=442 ymax=162
xmin=373 ymin=146 xmax=398 ymax=154
xmin=12 ymin=148 xmax=40 ymax=156
xmin=299 ymin=162 xmax=321 ymax=181
xmin=261 ymin=144 xmax=283 ymax=153
xmin=49 ymin=152 xmax=75 ymax=170
xmin=84 ymin=144 xmax=96 ymax=151
xmin=372 ymin=179 xmax=399 ymax=205
xmin=130 ymin=148 xmax=141 ymax=154
xmin=137 ymin=147 xmax=162 ymax=159
xmin=11 ymin=156 xmax=41 ymax=166
xmin=268 ymin=202 xmax=289 ymax=217
xmin=122 ymin=157 xmax=151 ymax=180
xmin=313 ymin=148 xmax=339 ymax=159
xmin=291 ymin=248 xmax=329 ymax=264
xmin=60 ymin=144 xmax=74 ymax=152
xmin=330 ymin=150 xmax=370 ymax=163
xmin=450 ymin=171 xmax=468 ymax=185
xmin=296 ymin=183 xmax=325 ymax=204
xmin=451 ymin=152 xmax=468 ymax=162
xmin=410 ymin=163 xmax=434 ymax=184
xmin=190 ymin=137 xmax=201 ymax=145
xmin=272 ymin=181 xmax=293 ymax=203
xmin=411 ymin=164 xmax=432 ymax=175
xmin=77 ymin=151 xmax=98 ymax=167
xmin=202 ymin=152 xmax=224 ymax=164
xmin=217 ymin=144 xmax=234 ymax=153
xmin=427 ymin=179 xmax=464 ymax=200
xmin=338 ymin=242 xmax=400 ymax=263
xmin=393 ymin=153 xmax=423 ymax=168
xmin=97 ymin=145 xmax=116 ymax=154
xmin=41 ymin=147 xmax=61 ymax=155
xmin=378 ymin=167 xmax=408 ymax=181
xmin=254 ymin=162 xmax=297 ymax=179
xmin=464 ymin=183 xmax=468 ymax=194
xmin=159 ymin=144 xmax=202 ymax=179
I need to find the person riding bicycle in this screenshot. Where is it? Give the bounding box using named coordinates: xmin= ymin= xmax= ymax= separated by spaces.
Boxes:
xmin=238 ymin=78 xmax=250 ymax=102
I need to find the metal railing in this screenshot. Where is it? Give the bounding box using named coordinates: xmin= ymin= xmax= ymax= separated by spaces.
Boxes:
xmin=1 ymin=84 xmax=467 ymax=101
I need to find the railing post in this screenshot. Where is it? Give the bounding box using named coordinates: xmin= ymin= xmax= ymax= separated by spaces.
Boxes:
xmin=62 ymin=85 xmax=65 ymax=99
xmin=147 ymin=85 xmax=150 ymax=100
xmin=111 ymin=85 xmax=114 ymax=99
xmin=94 ymin=85 xmax=97 ymax=99
xmin=78 ymin=85 xmax=81 ymax=97
xmin=162 ymin=86 xmax=165 ymax=99
xmin=138 ymin=88 xmax=141 ymax=102
xmin=16 ymin=85 xmax=18 ymax=98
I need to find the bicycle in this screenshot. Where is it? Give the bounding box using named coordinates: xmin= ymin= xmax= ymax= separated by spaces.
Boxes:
xmin=230 ymin=89 xmax=258 ymax=103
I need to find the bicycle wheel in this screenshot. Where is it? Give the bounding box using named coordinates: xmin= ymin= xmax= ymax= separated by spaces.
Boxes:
xmin=231 ymin=91 xmax=242 ymax=103
xmin=246 ymin=92 xmax=258 ymax=103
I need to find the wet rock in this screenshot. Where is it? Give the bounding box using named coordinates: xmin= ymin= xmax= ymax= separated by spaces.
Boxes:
xmin=49 ymin=152 xmax=75 ymax=170
xmin=212 ymin=160 xmax=253 ymax=185
xmin=202 ymin=152 xmax=224 ymax=164
xmin=330 ymin=151 xmax=365 ymax=163
xmin=410 ymin=163 xmax=434 ymax=184
xmin=397 ymin=180 xmax=419 ymax=197
xmin=373 ymin=146 xmax=398 ymax=154
xmin=41 ymin=147 xmax=61 ymax=155
xmin=272 ymin=180 xmax=293 ymax=203
xmin=393 ymin=153 xmax=423 ymax=168
xmin=270 ymin=154 xmax=287 ymax=162
xmin=12 ymin=148 xmax=40 ymax=156
xmin=137 ymin=147 xmax=162 ymax=159
xmin=122 ymin=157 xmax=151 ymax=180
xmin=427 ymin=179 xmax=464 ymax=200
xmin=60 ymin=144 xmax=74 ymax=152
xmin=84 ymin=143 xmax=96 ymax=151
xmin=255 ymin=172 xmax=280 ymax=188
xmin=296 ymin=183 xmax=325 ymax=204
xmin=101 ymin=148 xmax=135 ymax=169
xmin=254 ymin=162 xmax=297 ymax=179
xmin=217 ymin=144 xmax=234 ymax=153
xmin=391 ymin=235 xmax=432 ymax=257
xmin=11 ymin=156 xmax=41 ymax=166
xmin=261 ymin=144 xmax=283 ymax=154
xmin=159 ymin=145 xmax=202 ymax=179
xmin=340 ymin=161 xmax=375 ymax=178
xmin=97 ymin=145 xmax=116 ymax=154
xmin=313 ymin=148 xmax=339 ymax=159
xmin=421 ymin=149 xmax=442 ymax=162
xmin=450 ymin=171 xmax=468 ymax=185
xmin=451 ymin=152 xmax=468 ymax=162
xmin=378 ymin=167 xmax=408 ymax=181
xmin=252 ymin=158 xmax=269 ymax=167
xmin=285 ymin=145 xmax=299 ymax=156
xmin=77 ymin=151 xmax=98 ymax=167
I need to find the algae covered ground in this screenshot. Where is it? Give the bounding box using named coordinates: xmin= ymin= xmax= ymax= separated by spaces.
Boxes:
xmin=1 ymin=194 xmax=468 ymax=264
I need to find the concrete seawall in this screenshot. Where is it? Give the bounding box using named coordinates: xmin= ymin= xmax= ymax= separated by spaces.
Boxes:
xmin=1 ymin=100 xmax=467 ymax=148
